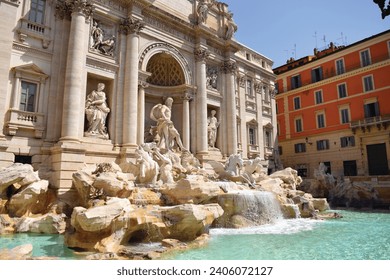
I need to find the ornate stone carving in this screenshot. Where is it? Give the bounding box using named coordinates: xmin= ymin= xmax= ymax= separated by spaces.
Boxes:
xmin=181 ymin=92 xmax=193 ymax=101
xmin=119 ymin=16 xmax=145 ymax=35
xmin=90 ymin=20 xmax=116 ymax=56
xmin=65 ymin=0 xmax=94 ymax=18
xmin=206 ymin=66 xmax=218 ymax=90
xmin=138 ymin=80 xmax=149 ymax=89
xmin=220 ymin=60 xmax=237 ymax=74
xmin=254 ymin=81 xmax=263 ymax=94
xmin=194 ymin=48 xmax=210 ymax=62
xmin=54 ymin=0 xmax=71 ymax=20
xmin=237 ymin=74 xmax=245 ymax=88
xmin=84 ymin=83 xmax=110 ymax=139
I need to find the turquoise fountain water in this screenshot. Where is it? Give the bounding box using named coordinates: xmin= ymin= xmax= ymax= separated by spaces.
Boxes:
xmin=169 ymin=210 xmax=390 ymax=260
xmin=1 ymin=210 xmax=389 ymax=260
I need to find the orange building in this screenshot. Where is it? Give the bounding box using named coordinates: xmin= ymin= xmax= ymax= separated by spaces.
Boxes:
xmin=274 ymin=29 xmax=390 ymax=179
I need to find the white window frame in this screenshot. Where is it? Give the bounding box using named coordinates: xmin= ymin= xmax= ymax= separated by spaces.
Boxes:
xmin=363 ymin=75 xmax=374 ymax=92
xmin=339 ymin=105 xmax=350 ymax=124
xmin=335 ymin=58 xmax=345 ymax=75
xmin=360 ymin=49 xmax=371 ymax=67
xmin=293 ymin=96 xmax=301 ymax=110
xmin=314 ymin=90 xmax=323 ymax=104
xmin=337 ymin=83 xmax=348 ymax=98
xmin=295 ymin=117 xmax=303 ymax=133
xmin=316 ymin=111 xmax=326 ymax=129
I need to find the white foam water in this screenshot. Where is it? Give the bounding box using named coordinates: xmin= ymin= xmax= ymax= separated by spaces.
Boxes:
xmin=210 ymin=218 xmax=323 ymax=236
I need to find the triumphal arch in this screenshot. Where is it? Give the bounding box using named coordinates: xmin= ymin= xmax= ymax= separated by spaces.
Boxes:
xmin=0 ymin=0 xmax=277 ymax=199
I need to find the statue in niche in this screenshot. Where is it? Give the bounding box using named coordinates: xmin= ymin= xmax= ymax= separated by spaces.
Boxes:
xmin=207 ymin=110 xmax=219 ymax=149
xmin=150 ymin=97 xmax=184 ymax=151
xmin=85 ymin=83 xmax=110 ymax=139
xmin=197 ymin=0 xmax=209 ymax=24
xmin=90 ymin=20 xmax=116 ymax=56
xmin=224 ymin=12 xmax=237 ymax=40
xmin=206 ymin=67 xmax=218 ymax=89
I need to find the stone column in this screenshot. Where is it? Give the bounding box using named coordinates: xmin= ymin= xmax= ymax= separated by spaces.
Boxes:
xmin=194 ymin=48 xmax=209 ymax=155
xmin=60 ymin=0 xmax=93 ymax=142
xmin=0 ymin=0 xmax=19 ymax=143
xmin=181 ymin=92 xmax=193 ymax=150
xmin=137 ymin=81 xmax=148 ymax=144
xmin=120 ymin=16 xmax=144 ymax=147
xmin=221 ymin=60 xmax=238 ymax=155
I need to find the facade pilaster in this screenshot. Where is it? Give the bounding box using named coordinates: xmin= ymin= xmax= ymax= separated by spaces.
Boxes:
xmin=60 ymin=0 xmax=93 ymax=142
xmin=194 ymin=48 xmax=209 ymax=155
xmin=181 ymin=92 xmax=193 ymax=150
xmin=221 ymin=60 xmax=238 ymax=155
xmin=120 ymin=16 xmax=144 ymax=148
xmin=137 ymin=81 xmax=148 ymax=144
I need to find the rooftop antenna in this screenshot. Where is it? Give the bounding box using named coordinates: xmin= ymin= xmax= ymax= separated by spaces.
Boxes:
xmin=313 ymin=31 xmax=318 ymax=49
xmin=322 ymin=35 xmax=327 ymax=48
xmin=337 ymin=32 xmax=347 ymax=45
xmin=292 ymin=43 xmax=296 ymax=59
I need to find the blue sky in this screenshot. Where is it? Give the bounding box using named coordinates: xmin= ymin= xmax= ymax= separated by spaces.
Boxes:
xmin=223 ymin=0 xmax=390 ymax=68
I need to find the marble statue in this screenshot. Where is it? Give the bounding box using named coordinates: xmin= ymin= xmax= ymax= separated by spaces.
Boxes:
xmin=85 ymin=83 xmax=110 ymax=139
xmin=197 ymin=0 xmax=209 ymax=24
xmin=242 ymin=157 xmax=268 ymax=187
xmin=225 ymin=12 xmax=237 ymax=40
xmin=150 ymin=97 xmax=184 ymax=151
xmin=207 ymin=110 xmax=219 ymax=149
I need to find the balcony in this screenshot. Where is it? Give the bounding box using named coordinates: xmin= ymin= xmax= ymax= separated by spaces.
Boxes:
xmin=264 ymin=146 xmax=274 ymax=158
xmin=17 ymin=18 xmax=51 ymax=48
xmin=350 ymin=114 xmax=390 ymax=133
xmin=7 ymin=109 xmax=45 ymax=138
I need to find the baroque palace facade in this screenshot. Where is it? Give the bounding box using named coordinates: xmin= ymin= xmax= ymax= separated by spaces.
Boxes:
xmin=274 ymin=30 xmax=390 ymax=179
xmin=0 ymin=0 xmax=277 ymax=196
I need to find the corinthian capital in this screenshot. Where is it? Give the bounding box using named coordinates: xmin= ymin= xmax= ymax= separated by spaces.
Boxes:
xmin=119 ymin=17 xmax=145 ymax=35
xmin=65 ymin=0 xmax=94 ymax=18
xmin=220 ymin=60 xmax=237 ymax=74
xmin=194 ymin=48 xmax=210 ymax=62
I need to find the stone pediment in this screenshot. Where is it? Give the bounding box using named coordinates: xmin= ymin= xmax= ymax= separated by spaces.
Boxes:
xmin=12 ymin=63 xmax=48 ymax=79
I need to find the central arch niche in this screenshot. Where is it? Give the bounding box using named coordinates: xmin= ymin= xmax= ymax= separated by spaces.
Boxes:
xmin=143 ymin=52 xmax=187 ymax=146
xmin=146 ymin=53 xmax=185 ymax=86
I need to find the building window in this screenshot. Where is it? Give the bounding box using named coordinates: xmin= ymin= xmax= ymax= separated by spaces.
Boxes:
xmin=264 ymin=130 xmax=272 ymax=147
xmin=294 ymin=143 xmax=306 ymax=153
xmin=360 ymin=49 xmax=371 ymax=67
xmin=246 ymin=79 xmax=253 ymax=97
xmin=295 ymin=118 xmax=303 ymax=132
xmin=316 ymin=112 xmax=326 ymax=128
xmin=343 ymin=160 xmax=357 ymax=176
xmin=20 ymin=81 xmax=38 ymax=112
xmin=316 ymin=139 xmax=330 ymax=151
xmin=293 ymin=96 xmax=301 ymax=110
xmin=311 ymin=67 xmax=323 ymax=83
xmin=363 ymin=75 xmax=374 ymax=92
xmin=340 ymin=136 xmax=355 ymax=148
xmin=364 ymin=102 xmax=380 ymax=118
xmin=29 ymin=0 xmax=46 ymax=24
xmin=340 ymin=108 xmax=350 ymax=124
xmin=278 ymin=146 xmax=283 ymax=155
xmin=323 ymin=161 xmax=332 ymax=174
xmin=315 ymin=90 xmax=323 ymax=104
xmin=336 ymin=59 xmax=345 ymax=75
xmin=388 ymin=41 xmax=390 ymax=57
xmin=338 ymin=83 xmax=348 ymax=98
xmin=291 ymin=75 xmax=301 ymax=89
xmin=248 ymin=127 xmax=257 ymax=145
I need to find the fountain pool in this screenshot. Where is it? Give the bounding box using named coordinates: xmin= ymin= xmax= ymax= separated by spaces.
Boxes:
xmin=1 ymin=210 xmax=389 ymax=260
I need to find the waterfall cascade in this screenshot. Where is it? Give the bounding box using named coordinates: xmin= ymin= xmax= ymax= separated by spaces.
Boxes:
xmin=216 ymin=190 xmax=284 ymax=227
